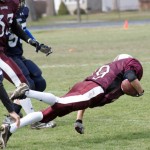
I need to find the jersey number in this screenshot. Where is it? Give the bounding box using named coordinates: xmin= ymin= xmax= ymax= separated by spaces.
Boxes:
xmin=0 ymin=13 xmax=14 ymax=37
xmin=92 ymin=65 xmax=110 ymax=80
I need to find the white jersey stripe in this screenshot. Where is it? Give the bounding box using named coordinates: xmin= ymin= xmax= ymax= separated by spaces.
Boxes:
xmin=58 ymin=86 xmax=104 ymax=104
xmin=0 ymin=59 xmax=21 ymax=87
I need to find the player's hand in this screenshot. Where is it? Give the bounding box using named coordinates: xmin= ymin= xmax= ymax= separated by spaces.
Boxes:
xmin=9 ymin=111 xmax=20 ymax=128
xmin=135 ymin=90 xmax=144 ymax=97
xmin=74 ymin=120 xmax=84 ymax=134
xmin=37 ymin=44 xmax=52 ymax=56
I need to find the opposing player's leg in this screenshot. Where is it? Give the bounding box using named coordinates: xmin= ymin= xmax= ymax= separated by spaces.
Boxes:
xmin=23 ymin=59 xmax=46 ymax=91
xmin=11 ymin=56 xmax=35 ymax=89
xmin=23 ymin=59 xmax=57 ymax=129
xmin=9 ymin=57 xmax=56 ymax=129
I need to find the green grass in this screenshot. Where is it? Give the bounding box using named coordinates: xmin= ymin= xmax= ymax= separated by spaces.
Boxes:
xmin=28 ymin=11 xmax=150 ymax=27
xmin=1 ymin=24 xmax=150 ymax=149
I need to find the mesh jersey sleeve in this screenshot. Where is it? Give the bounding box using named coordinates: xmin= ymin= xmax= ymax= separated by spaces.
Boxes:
xmin=124 ymin=59 xmax=143 ymax=80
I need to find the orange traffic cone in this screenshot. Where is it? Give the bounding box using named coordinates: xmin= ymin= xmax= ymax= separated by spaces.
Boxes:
xmin=123 ymin=20 xmax=128 ymax=30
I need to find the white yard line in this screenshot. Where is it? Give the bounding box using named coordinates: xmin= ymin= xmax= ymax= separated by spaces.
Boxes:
xmin=40 ymin=63 xmax=98 ymax=68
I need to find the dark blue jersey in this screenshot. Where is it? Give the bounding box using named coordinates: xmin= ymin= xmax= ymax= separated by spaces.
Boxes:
xmin=6 ymin=6 xmax=30 ymax=56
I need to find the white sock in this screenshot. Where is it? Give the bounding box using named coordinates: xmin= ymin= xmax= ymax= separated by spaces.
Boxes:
xmin=10 ymin=112 xmax=43 ymax=133
xmin=25 ymin=90 xmax=58 ymax=105
xmin=19 ymin=98 xmax=34 ymax=114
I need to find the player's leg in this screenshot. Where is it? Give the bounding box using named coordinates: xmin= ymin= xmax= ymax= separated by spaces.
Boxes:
xmin=9 ymin=56 xmax=35 ymax=114
xmin=0 ymin=54 xmax=30 ymax=114
xmin=0 ymin=53 xmax=27 ymax=87
xmin=10 ymin=57 xmax=56 ymax=128
xmin=9 ymin=80 xmax=105 ymax=130
xmin=11 ymin=81 xmax=104 ymax=120
xmin=0 ymin=81 xmax=104 ymax=147
xmin=0 ymin=111 xmax=43 ymax=148
xmin=22 ymin=58 xmax=56 ymax=128
xmin=0 ymin=81 xmax=104 ymax=148
xmin=0 ymin=54 xmax=34 ymax=123
xmin=23 ymin=59 xmax=46 ymax=91
xmin=10 ymin=56 xmax=35 ymax=90
xmin=11 ymin=81 xmax=104 ymax=107
xmin=6 ymin=80 xmax=104 ymax=129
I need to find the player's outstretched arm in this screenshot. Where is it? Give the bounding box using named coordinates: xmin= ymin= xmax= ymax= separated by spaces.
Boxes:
xmin=25 ymin=28 xmax=53 ymax=56
xmin=11 ymin=19 xmax=39 ymax=50
xmin=24 ymin=28 xmax=36 ymax=41
xmin=74 ymin=110 xmax=85 ymax=134
xmin=11 ymin=19 xmax=52 ymax=56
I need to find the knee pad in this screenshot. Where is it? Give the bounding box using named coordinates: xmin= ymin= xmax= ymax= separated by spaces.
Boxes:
xmin=34 ymin=77 xmax=46 ymax=92
xmin=25 ymin=76 xmax=35 ymax=90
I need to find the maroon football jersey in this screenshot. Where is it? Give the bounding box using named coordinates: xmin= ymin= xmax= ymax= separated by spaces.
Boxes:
xmin=0 ymin=0 xmax=19 ymax=51
xmin=85 ymin=58 xmax=143 ymax=92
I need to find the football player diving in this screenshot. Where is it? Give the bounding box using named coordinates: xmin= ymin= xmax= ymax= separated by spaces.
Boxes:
xmin=0 ymin=54 xmax=144 ymax=148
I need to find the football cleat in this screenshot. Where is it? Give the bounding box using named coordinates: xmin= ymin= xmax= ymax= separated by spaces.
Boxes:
xmin=10 ymin=83 xmax=29 ymax=100
xmin=31 ymin=121 xmax=56 ymax=129
xmin=74 ymin=121 xmax=84 ymax=134
xmin=2 ymin=112 xmax=23 ymax=125
xmin=0 ymin=124 xmax=12 ymax=149
xmin=2 ymin=116 xmax=14 ymax=125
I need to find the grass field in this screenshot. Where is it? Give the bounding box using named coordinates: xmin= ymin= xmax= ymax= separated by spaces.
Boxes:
xmin=1 ymin=23 xmax=150 ymax=150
